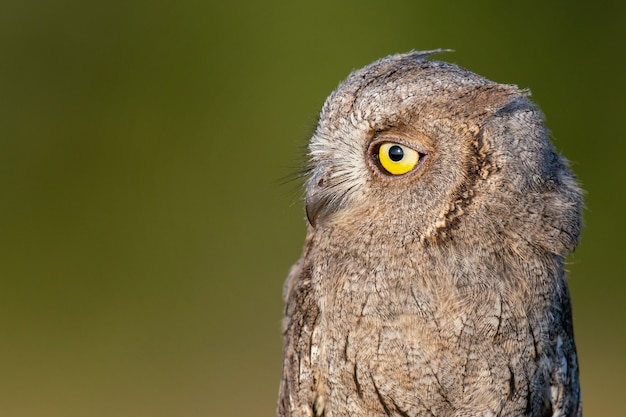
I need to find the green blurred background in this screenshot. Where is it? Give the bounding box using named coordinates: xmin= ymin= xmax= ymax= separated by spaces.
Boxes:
xmin=0 ymin=1 xmax=623 ymax=416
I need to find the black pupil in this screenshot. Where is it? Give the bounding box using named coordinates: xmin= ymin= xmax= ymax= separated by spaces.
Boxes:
xmin=388 ymin=145 xmax=404 ymax=162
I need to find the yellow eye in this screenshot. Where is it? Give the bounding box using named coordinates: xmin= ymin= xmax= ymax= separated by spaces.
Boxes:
xmin=377 ymin=142 xmax=420 ymax=175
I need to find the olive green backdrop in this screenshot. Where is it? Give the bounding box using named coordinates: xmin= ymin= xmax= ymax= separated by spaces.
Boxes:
xmin=0 ymin=1 xmax=623 ymax=416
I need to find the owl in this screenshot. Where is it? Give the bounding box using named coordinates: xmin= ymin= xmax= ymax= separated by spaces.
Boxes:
xmin=278 ymin=51 xmax=583 ymax=417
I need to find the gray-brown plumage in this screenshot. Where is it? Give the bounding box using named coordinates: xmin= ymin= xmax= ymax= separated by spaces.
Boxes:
xmin=278 ymin=51 xmax=583 ymax=417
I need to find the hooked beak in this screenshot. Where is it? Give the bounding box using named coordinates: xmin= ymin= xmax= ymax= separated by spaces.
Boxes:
xmin=305 ymin=171 xmax=331 ymax=228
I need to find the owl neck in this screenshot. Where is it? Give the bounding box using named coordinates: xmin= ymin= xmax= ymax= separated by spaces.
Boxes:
xmin=307 ymin=224 xmax=565 ymax=321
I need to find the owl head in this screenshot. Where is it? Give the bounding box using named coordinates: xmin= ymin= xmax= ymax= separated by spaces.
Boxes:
xmin=304 ymin=51 xmax=582 ymax=258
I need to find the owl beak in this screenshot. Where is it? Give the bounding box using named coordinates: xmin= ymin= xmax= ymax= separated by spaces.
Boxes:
xmin=305 ymin=193 xmax=324 ymax=228
xmin=305 ymin=172 xmax=330 ymax=228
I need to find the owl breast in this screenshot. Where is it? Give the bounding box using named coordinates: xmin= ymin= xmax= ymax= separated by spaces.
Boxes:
xmin=306 ymin=229 xmax=552 ymax=417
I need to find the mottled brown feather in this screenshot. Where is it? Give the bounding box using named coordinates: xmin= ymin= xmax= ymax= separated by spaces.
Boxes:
xmin=278 ymin=51 xmax=582 ymax=417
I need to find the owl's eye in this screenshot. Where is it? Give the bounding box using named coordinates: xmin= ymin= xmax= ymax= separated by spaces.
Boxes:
xmin=377 ymin=142 xmax=420 ymax=175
